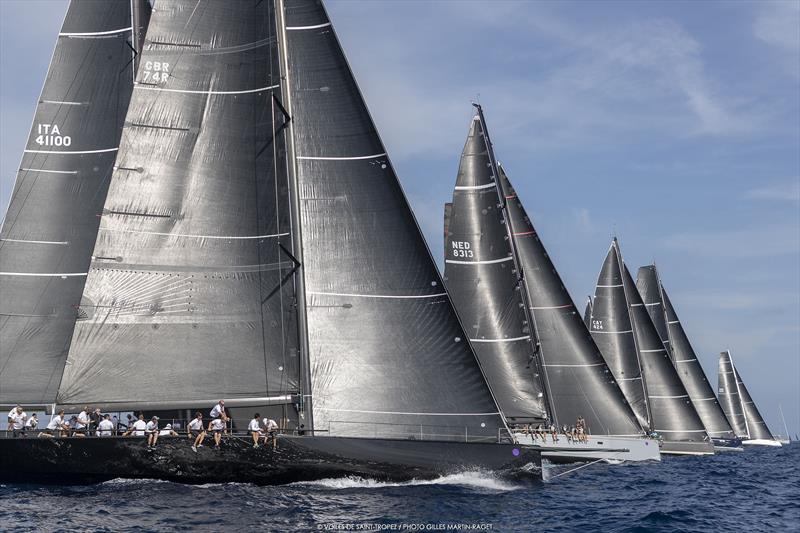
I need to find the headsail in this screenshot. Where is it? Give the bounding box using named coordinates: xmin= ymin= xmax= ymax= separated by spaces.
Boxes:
xmin=583 ymin=297 xmax=593 ymax=329
xmin=588 ymin=240 xmax=650 ymax=430
xmin=57 ymin=0 xmax=299 ymax=411
xmin=718 ymin=350 xmax=748 ymax=437
xmin=0 ymin=0 xmax=150 ymax=406
xmin=280 ymin=0 xmax=507 ymax=439
xmin=498 ymin=168 xmax=641 ymax=436
xmin=443 ymin=116 xmax=547 ymax=424
xmin=727 ymin=351 xmax=775 ymax=441
xmin=637 ymin=265 xmax=736 ymax=439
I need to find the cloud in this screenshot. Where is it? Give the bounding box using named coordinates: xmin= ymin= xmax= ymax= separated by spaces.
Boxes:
xmin=743 ymin=182 xmax=800 ymax=202
xmin=754 ymin=1 xmax=800 ymax=51
xmin=662 ymin=224 xmax=800 ymax=258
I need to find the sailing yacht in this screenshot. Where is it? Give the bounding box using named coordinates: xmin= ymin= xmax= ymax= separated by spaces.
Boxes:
xmin=0 ymin=0 xmax=541 ymax=484
xmin=443 ymin=106 xmax=659 ymax=463
xmin=718 ymin=351 xmax=781 ymax=447
xmin=588 ymin=240 xmax=714 ymax=455
xmin=777 ymin=405 xmax=791 ymax=445
xmin=636 ymin=265 xmax=742 ymax=451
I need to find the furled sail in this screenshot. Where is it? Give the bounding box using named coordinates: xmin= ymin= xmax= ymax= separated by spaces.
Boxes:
xmin=588 ymin=240 xmax=650 ymax=430
xmin=0 ymin=0 xmax=150 ymax=406
xmin=717 ymin=350 xmax=748 ymax=437
xmin=57 ymin=0 xmax=300 ymax=410
xmin=443 ymin=116 xmax=547 ymax=423
xmin=498 ymin=168 xmax=642 ymax=436
xmin=280 ymin=0 xmax=507 ymax=439
xmin=724 ymin=351 xmax=775 ymax=441
xmin=637 ymin=265 xmax=736 ymax=439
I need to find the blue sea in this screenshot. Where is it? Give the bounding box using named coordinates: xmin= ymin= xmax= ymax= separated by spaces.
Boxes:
xmin=2 ymin=443 xmax=797 ymax=532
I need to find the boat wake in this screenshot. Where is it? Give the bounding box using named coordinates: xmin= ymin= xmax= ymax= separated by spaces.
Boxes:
xmin=291 ymin=471 xmax=522 ymax=492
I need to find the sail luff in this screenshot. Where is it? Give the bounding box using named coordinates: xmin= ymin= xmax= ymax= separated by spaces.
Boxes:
xmin=1 ymin=0 xmax=146 ymax=406
xmin=729 ymin=352 xmax=775 ymax=441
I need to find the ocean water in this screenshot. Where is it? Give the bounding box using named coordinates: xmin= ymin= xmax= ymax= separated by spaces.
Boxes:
xmin=2 ymin=444 xmax=797 ymax=532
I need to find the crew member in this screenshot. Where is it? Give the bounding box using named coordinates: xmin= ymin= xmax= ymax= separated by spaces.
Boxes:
xmin=208 ymin=416 xmax=225 ymax=449
xmin=97 ymin=414 xmax=115 ymax=436
xmin=262 ymin=416 xmax=279 ymax=450
xmin=188 ymin=412 xmax=206 ymax=452
xmin=146 ymin=416 xmax=159 ymax=448
xmin=249 ymin=413 xmax=262 ymax=448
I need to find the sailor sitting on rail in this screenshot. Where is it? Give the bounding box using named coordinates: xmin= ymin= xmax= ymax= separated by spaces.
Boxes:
xmin=146 ymin=416 xmax=160 ymax=449
xmin=210 ymin=400 xmax=229 ymax=435
xmin=124 ymin=413 xmax=148 ymax=437
xmin=188 ymin=412 xmax=206 ymax=452
xmin=75 ymin=407 xmax=90 ymax=436
xmin=40 ymin=409 xmax=67 ymax=438
xmin=208 ymin=417 xmax=225 ymax=449
xmin=159 ymin=424 xmax=179 ymax=437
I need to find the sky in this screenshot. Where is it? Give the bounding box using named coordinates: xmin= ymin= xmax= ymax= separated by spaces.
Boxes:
xmin=1 ymin=0 xmax=798 ymax=437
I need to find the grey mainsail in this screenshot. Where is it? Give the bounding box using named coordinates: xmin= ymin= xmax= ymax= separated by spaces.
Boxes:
xmin=588 ymin=240 xmax=650 ymax=430
xmin=0 ymin=0 xmax=150 ymax=406
xmin=497 ymin=168 xmax=641 ymax=436
xmin=279 ymin=0 xmax=507 ymax=439
xmin=443 ymin=116 xmax=547 ymax=423
xmin=718 ymin=350 xmax=748 ymax=437
xmin=637 ymin=265 xmax=736 ymax=439
xmin=57 ymin=0 xmax=300 ymax=410
xmin=726 ymin=351 xmax=775 ymax=441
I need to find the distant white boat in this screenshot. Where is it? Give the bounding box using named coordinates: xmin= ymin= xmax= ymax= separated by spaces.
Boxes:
xmin=776 ymin=405 xmax=791 ymax=445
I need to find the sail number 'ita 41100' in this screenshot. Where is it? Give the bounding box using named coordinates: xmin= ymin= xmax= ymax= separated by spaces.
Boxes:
xmin=35 ymin=124 xmax=70 ymax=147
xmin=451 ymin=241 xmax=474 ymax=258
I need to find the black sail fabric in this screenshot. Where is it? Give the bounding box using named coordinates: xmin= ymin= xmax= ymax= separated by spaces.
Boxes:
xmin=727 ymin=352 xmax=775 ymax=441
xmin=0 ymin=0 xmax=148 ymax=406
xmin=57 ymin=0 xmax=300 ymax=410
xmin=583 ymin=298 xmax=592 ymax=329
xmin=621 ymin=262 xmax=707 ymax=442
xmin=718 ymin=351 xmax=748 ymax=437
xmin=498 ymin=168 xmax=641 ymax=436
xmin=443 ymin=117 xmax=547 ymax=423
xmin=637 ymin=265 xmax=736 ymax=439
xmin=588 ymin=241 xmax=650 ymax=430
xmin=281 ymin=0 xmax=506 ymax=440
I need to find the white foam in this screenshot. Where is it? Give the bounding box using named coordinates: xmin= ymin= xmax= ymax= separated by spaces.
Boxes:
xmin=292 ymin=471 xmax=521 ymax=492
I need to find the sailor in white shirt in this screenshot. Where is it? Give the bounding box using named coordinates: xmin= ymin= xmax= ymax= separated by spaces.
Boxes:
xmin=7 ymin=405 xmax=20 ymax=427
xmin=145 ymin=416 xmax=159 ymax=448
xmin=43 ymin=409 xmax=67 ymax=438
xmin=159 ymin=423 xmax=179 ymax=437
xmin=248 ymin=413 xmax=263 ymax=448
xmin=125 ymin=413 xmax=148 ymax=437
xmin=208 ymin=417 xmax=225 ymax=449
xmin=9 ymin=407 xmax=27 ymax=438
xmin=25 ymin=413 xmax=38 ymax=433
xmin=262 ymin=417 xmax=279 ymax=450
xmin=188 ymin=412 xmax=206 ymax=452
xmin=97 ymin=414 xmax=115 ymax=436
xmin=75 ymin=407 xmax=90 ymax=435
xmin=209 ymin=400 xmax=226 ymax=420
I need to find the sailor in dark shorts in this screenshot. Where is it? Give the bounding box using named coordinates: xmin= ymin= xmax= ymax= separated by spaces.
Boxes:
xmin=208 ymin=417 xmax=225 ymax=449
xmin=188 ymin=411 xmax=206 ymax=452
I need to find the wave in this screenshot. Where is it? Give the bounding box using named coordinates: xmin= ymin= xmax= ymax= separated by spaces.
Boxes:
xmin=291 ymin=471 xmax=521 ymax=492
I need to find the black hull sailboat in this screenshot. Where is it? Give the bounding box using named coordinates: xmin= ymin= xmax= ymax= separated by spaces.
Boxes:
xmin=0 ymin=0 xmax=542 ymax=484
xmin=0 ymin=435 xmax=539 ymax=485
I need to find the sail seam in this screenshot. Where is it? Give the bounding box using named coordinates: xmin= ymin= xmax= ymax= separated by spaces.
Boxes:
xmin=133 ymin=83 xmax=279 ymax=95
xmin=285 ymin=22 xmax=332 ymax=31
xmin=454 ymin=183 xmax=496 ymax=191
xmin=529 ymin=304 xmax=571 ymax=310
xmin=596 ymin=284 xmax=623 ymax=288
xmin=307 ymin=291 xmax=447 ymax=299
xmin=543 ymin=363 xmax=605 ymax=368
xmin=590 ymin=329 xmax=633 ymax=334
xmin=19 ymin=168 xmax=78 ymax=175
xmin=445 ymin=256 xmax=513 ymax=265
xmin=639 ymin=348 xmax=666 ymax=353
xmin=649 ymin=394 xmax=689 ymax=399
xmin=469 ymin=336 xmax=530 ymax=343
xmin=675 ymin=358 xmax=697 ymax=362
xmin=317 ymin=408 xmax=500 ymax=416
xmin=0 ymin=272 xmax=86 ymax=277
xmin=60 ymin=27 xmax=132 ymax=37
xmin=98 ymin=228 xmax=289 ymax=240
xmin=296 ymin=153 xmax=386 ymax=161
xmin=24 ymin=147 xmax=118 ymax=155
xmin=0 ymin=239 xmax=68 ymax=245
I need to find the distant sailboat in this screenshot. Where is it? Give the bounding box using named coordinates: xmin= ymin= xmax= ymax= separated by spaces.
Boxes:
xmin=717 ymin=351 xmax=781 ymax=447
xmin=777 ymin=405 xmax=791 ymax=445
xmin=443 ymin=106 xmax=658 ymax=462
xmin=636 ymin=265 xmax=742 ymax=451
xmin=588 ymin=239 xmax=713 ymax=455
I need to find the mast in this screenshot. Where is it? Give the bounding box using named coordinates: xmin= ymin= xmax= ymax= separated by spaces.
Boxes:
xmin=275 ymin=0 xmax=313 ymax=430
xmin=472 ymin=104 xmax=555 ymax=425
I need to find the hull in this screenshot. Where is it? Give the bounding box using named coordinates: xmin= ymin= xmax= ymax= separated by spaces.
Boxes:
xmin=660 ymin=440 xmax=715 ymax=456
xmin=0 ymin=434 xmax=541 ymax=485
xmin=742 ymin=438 xmax=782 ymax=447
xmin=515 ymin=434 xmax=660 ymax=463
xmin=712 ymin=437 xmax=744 ymax=452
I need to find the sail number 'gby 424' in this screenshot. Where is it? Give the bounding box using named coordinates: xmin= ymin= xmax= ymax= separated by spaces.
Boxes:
xmin=451 ymin=241 xmax=474 ymax=258
xmin=35 ymin=124 xmax=70 ymax=147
